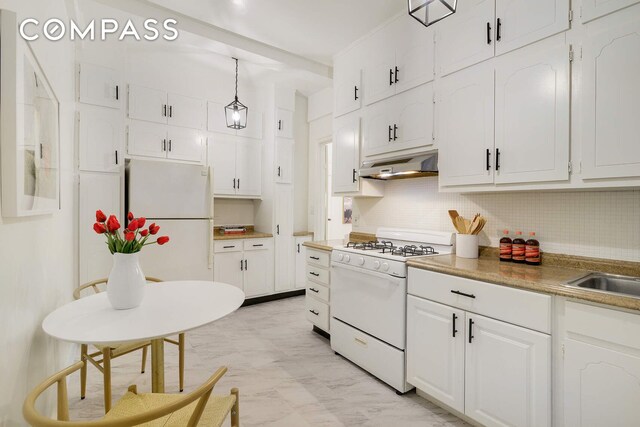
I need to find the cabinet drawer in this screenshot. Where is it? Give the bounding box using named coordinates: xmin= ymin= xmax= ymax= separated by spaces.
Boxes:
xmin=306 ymin=297 xmax=329 ymax=331
xmin=307 ymin=282 xmax=329 ymax=303
xmin=565 ymin=301 xmax=640 ymax=351
xmin=214 ymin=241 xmax=242 ymax=253
xmin=408 ymin=268 xmax=551 ymax=334
xmin=330 ymin=318 xmax=406 ymax=392
xmin=307 ymin=265 xmax=329 ymax=286
xmin=243 ymin=238 xmax=273 ymax=251
xmin=307 ymin=249 xmax=330 ymax=268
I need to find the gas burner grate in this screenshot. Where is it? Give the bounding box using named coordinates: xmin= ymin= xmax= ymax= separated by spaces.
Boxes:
xmin=390 ymin=245 xmax=439 ymax=257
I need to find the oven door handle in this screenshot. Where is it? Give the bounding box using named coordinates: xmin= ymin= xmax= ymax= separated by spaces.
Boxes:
xmin=331 ymin=262 xmax=405 ymax=282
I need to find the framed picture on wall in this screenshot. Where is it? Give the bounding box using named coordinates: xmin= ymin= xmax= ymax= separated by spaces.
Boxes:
xmin=1 ymin=10 xmax=60 ymax=217
xmin=343 ymin=197 xmax=353 ymax=224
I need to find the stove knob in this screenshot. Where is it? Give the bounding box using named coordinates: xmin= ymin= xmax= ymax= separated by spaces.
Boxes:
xmin=357 ymin=257 xmax=365 ymax=266
xmin=373 ymin=260 xmax=381 ymax=270
xmin=338 ymin=253 xmax=344 ymax=261
xmin=381 ymin=262 xmax=390 ymax=271
xmin=344 ymin=255 xmax=351 ymax=263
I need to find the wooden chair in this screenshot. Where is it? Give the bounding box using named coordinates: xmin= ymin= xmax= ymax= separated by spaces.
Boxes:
xmin=74 ymin=278 xmax=186 ymax=412
xmin=23 ymin=362 xmax=240 ymax=427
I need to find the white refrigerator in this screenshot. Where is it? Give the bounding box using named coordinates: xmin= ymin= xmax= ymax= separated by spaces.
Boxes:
xmin=127 ymin=160 xmax=214 ymax=281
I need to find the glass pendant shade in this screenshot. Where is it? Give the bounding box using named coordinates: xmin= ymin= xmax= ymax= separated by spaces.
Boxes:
xmin=225 ymin=97 xmax=248 ymax=130
xmin=225 ymin=58 xmax=248 ymax=129
xmin=408 ymin=0 xmax=457 ymax=27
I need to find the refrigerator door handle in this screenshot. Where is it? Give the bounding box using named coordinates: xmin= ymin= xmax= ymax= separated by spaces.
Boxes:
xmin=208 ymin=219 xmax=214 ymax=270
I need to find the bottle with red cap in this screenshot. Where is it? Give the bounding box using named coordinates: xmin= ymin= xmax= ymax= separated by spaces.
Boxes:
xmin=525 ymin=232 xmax=541 ymax=265
xmin=512 ymin=231 xmax=526 ymax=263
xmin=499 ymin=230 xmax=512 ymax=262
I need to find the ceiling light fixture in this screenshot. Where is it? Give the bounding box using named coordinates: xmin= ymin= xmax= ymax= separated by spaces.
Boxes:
xmin=408 ymin=0 xmax=457 ymax=27
xmin=225 ymin=57 xmax=248 ymax=129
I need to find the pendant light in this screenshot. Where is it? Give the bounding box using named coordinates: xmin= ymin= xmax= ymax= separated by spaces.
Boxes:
xmin=408 ymin=0 xmax=457 ymax=27
xmin=225 ymin=57 xmax=248 ymax=129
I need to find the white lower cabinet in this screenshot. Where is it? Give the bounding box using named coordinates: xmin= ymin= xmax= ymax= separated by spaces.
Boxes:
xmin=304 ymin=247 xmax=331 ymax=333
xmin=274 ymin=184 xmax=294 ymax=292
xmin=563 ymin=300 xmax=640 ymax=427
xmin=213 ymin=238 xmax=273 ymax=297
xmin=407 ymin=270 xmax=551 ymax=427
xmin=465 ymin=313 xmax=551 ymax=427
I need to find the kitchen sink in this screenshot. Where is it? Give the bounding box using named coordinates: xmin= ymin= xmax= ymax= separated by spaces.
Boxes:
xmin=565 ymin=273 xmax=640 ymax=298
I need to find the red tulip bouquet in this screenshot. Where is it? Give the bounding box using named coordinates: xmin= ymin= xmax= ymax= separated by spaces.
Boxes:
xmin=94 ymin=210 xmax=170 ymax=254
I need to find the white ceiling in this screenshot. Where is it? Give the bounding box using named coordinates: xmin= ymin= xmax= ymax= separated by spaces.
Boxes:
xmin=148 ymin=0 xmax=406 ymax=65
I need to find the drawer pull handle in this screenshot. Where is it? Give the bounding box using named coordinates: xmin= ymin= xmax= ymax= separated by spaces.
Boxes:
xmin=452 ymin=313 xmax=458 ymax=338
xmin=309 ymin=309 xmax=319 ymax=316
xmin=309 ymin=288 xmax=319 ymax=293
xmin=309 ymin=272 xmax=320 ymax=277
xmin=469 ymin=318 xmax=475 ymax=343
xmin=310 ymin=256 xmax=320 ymax=260
xmin=354 ymin=337 xmax=367 ymax=346
xmin=223 ymin=245 xmax=236 ymax=249
xmin=451 ymin=290 xmax=476 ymax=299
xmin=252 ymin=244 xmax=264 ymax=247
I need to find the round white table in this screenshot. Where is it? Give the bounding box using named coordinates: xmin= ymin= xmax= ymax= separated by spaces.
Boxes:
xmin=43 ymin=281 xmax=244 ymax=399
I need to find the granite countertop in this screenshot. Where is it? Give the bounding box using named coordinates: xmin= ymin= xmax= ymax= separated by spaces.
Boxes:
xmin=213 ymin=231 xmax=273 ymax=240
xmin=294 ymin=231 xmax=314 ymax=237
xmin=407 ymin=254 xmax=640 ymax=312
xmin=302 ymin=239 xmax=346 ymax=252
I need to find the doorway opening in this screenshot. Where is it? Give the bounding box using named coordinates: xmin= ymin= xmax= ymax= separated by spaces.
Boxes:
xmin=322 ymin=143 xmax=352 ymax=241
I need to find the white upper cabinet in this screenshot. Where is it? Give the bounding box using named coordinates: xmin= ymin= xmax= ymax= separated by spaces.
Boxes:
xmin=210 ymin=137 xmax=262 ymax=198
xmin=275 ymin=107 xmax=294 ymax=139
xmin=365 ymin=14 xmax=434 ymax=105
xmin=166 ymin=126 xmax=204 ymax=163
xmin=235 ymin=139 xmax=262 ymax=197
xmin=465 ymin=313 xmax=551 ymax=427
xmin=438 ymin=63 xmax=495 ymax=187
xmin=407 ymin=296 xmax=465 ymax=414
xmin=582 ymin=0 xmax=640 ymax=23
xmin=129 ymin=84 xmax=205 ymax=130
xmin=436 ymin=0 xmax=569 ymax=75
xmin=78 ymin=63 xmax=121 ymax=109
xmin=494 ymin=43 xmax=570 ymax=184
xmin=78 ymin=105 xmax=123 ymax=173
xmin=334 ymin=57 xmax=362 ymax=118
xmin=128 ymin=121 xmax=203 ymax=164
xmin=494 ymin=0 xmax=570 ymax=56
xmin=581 ymin=13 xmax=640 ymax=179
xmin=275 ymin=138 xmax=294 ymax=184
xmin=208 ymin=101 xmax=263 ymax=140
xmin=167 ymin=93 xmax=205 ymax=130
xmin=128 ymin=120 xmax=168 ymax=159
xmin=333 ymin=115 xmax=361 ymax=193
xmin=436 ymin=0 xmax=495 ymax=76
xmin=128 ymin=84 xmax=167 ymax=124
xmin=363 ymin=83 xmax=434 ymax=158
xmin=211 ymin=137 xmax=237 ymax=196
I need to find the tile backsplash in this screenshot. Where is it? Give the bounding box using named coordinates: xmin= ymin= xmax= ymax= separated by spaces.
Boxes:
xmin=352 ymin=177 xmax=640 ymax=262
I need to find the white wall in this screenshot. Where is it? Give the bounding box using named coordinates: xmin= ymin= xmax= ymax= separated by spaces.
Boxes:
xmin=0 ymin=0 xmax=77 ymax=423
xmin=213 ymin=199 xmax=255 ymax=226
xmin=353 ymin=178 xmax=640 ymax=262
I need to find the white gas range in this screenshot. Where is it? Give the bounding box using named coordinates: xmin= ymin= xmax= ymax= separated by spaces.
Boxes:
xmin=330 ymin=228 xmax=455 ymax=393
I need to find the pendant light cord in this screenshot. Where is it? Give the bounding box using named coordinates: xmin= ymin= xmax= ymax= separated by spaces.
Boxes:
xmin=234 ymin=57 xmax=239 ymax=101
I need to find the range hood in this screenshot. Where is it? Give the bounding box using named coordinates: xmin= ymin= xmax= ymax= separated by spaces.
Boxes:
xmin=359 ymin=154 xmax=438 ymax=180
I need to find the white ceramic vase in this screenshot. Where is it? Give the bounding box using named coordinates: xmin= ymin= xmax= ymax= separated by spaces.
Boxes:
xmin=107 ymin=253 xmax=146 ymax=310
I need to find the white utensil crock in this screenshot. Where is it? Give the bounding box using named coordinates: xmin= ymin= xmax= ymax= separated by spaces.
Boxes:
xmin=107 ymin=253 xmax=146 ymax=309
xmin=456 ymin=234 xmax=479 ymax=259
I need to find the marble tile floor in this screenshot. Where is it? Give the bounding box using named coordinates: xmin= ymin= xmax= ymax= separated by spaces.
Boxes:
xmin=67 ymin=296 xmax=468 ymax=426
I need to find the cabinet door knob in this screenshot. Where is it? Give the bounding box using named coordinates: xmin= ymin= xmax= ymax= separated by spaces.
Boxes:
xmin=168 ymin=140 xmax=172 ymax=152
xmin=115 ymin=150 xmax=119 ymax=165
xmin=162 ymin=139 xmax=166 ymax=151
xmin=486 ymin=148 xmax=491 ymax=171
xmin=486 ymin=22 xmax=492 ymax=45
xmin=169 ymin=105 xmax=173 ymax=118
xmin=352 ymin=168 xmax=357 ymax=183
xmin=277 ymin=225 xmax=280 ymax=235
xmin=469 ymin=318 xmax=475 ymax=343
xmin=233 ymin=178 xmax=236 ymax=189
xmin=240 ymin=259 xmax=244 ymax=271
xmin=244 ymin=259 xmax=247 ymax=270
xmin=496 ymin=148 xmax=501 ymax=171
xmin=393 ymin=124 xmax=398 ymax=141
xmin=394 ymin=66 xmax=399 ymax=83
xmin=115 ymin=85 xmax=119 ymax=100
xmin=354 ymin=86 xmax=359 ymax=100
xmin=278 ymin=119 xmax=282 ymax=130
xmin=388 ymin=125 xmax=393 ymax=142
xmin=297 ymin=244 xmax=301 ymax=253
xmin=496 ymin=18 xmax=502 ymax=41
xmin=389 ymin=68 xmax=394 ymax=86
xmin=163 ymin=104 xmax=167 ymax=117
